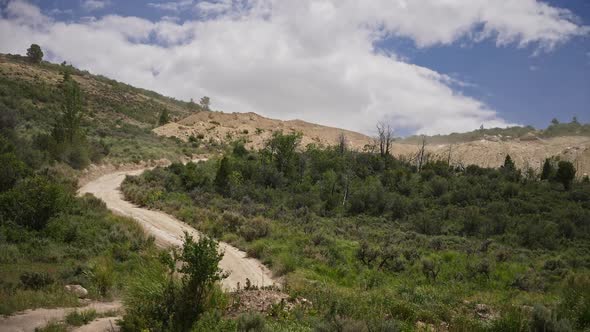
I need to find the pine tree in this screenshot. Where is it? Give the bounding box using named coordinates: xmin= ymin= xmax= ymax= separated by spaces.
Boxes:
xmin=556 ymin=161 xmax=576 ymax=190
xmin=214 ymin=156 xmax=231 ymax=195
xmin=541 ymin=158 xmax=554 ymax=181
xmin=503 ymin=155 xmax=515 ymax=171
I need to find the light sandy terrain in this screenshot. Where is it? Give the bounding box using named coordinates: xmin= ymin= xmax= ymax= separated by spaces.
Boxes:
xmin=78 ymin=164 xmax=275 ymax=291
xmin=391 ymin=136 xmax=590 ymax=176
xmin=0 ymin=301 xmax=121 ymax=332
xmin=154 ymin=112 xmax=589 ymax=177
xmin=154 ymin=111 xmax=372 ymax=150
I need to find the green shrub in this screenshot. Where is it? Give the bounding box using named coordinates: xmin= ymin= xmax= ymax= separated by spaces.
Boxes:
xmin=65 ymin=309 xmax=98 ymax=326
xmin=20 ymin=272 xmax=54 ymax=290
xmin=239 ymin=217 xmax=271 ymax=242
xmin=237 ymin=312 xmax=266 ymax=332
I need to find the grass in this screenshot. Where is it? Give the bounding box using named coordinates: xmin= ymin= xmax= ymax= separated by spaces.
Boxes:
xmin=34 ymin=320 xmax=68 ymax=332
xmin=0 ymin=288 xmax=80 ymax=316
xmin=65 ymin=309 xmax=98 ymax=326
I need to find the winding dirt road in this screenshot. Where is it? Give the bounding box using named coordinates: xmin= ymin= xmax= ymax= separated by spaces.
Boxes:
xmin=78 ymin=163 xmax=275 ymax=291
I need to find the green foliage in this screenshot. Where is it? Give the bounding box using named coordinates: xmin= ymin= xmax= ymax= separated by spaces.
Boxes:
xmin=159 ymin=108 xmax=170 ymax=125
xmin=121 ymin=140 xmax=590 ymax=329
xmin=20 ymin=272 xmax=54 ymax=290
xmin=35 ymin=320 xmax=68 ymax=332
xmin=263 ymin=131 xmax=302 ymax=176
xmin=65 ymin=309 xmax=98 ymax=326
xmin=541 ymin=158 xmax=555 ymax=181
xmin=200 ymin=96 xmax=210 ymax=111
xmin=215 ymin=156 xmax=232 ymax=195
xmin=0 ymin=175 xmax=71 ymax=230
xmin=0 ymin=152 xmax=30 ymax=191
xmin=120 ymin=234 xmax=227 ymax=332
xmin=26 ymin=44 xmax=44 ymax=64
xmin=236 ymin=312 xmax=267 ymax=332
xmin=556 ymin=161 xmax=576 ymax=190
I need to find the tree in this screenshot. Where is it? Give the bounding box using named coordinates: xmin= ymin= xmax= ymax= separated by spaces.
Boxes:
xmin=417 ymin=136 xmax=427 ymax=172
xmin=376 ymin=122 xmax=393 ymax=157
xmin=26 ymin=44 xmax=43 ymax=64
xmin=174 ymin=233 xmax=226 ymax=331
xmin=59 ymin=79 xmax=84 ymax=143
xmin=188 ymin=98 xmax=196 ymax=111
xmin=158 ymin=108 xmax=170 ymax=125
xmin=199 ymin=96 xmax=210 ymax=111
xmin=214 ymin=156 xmax=231 ymax=195
xmin=337 ymin=133 xmax=347 ymax=155
xmin=541 ymin=158 xmax=555 ymax=181
xmin=551 ymin=118 xmax=560 ymax=126
xmin=264 ymin=131 xmax=302 ymax=175
xmin=120 ymin=234 xmax=226 ymax=331
xmin=503 ymin=154 xmax=516 ymax=172
xmin=556 ymin=161 xmax=576 ymax=190
xmin=572 ymin=116 xmax=580 ymax=124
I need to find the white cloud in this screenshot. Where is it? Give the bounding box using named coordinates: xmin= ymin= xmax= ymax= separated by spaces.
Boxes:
xmin=0 ymin=0 xmax=586 ymax=134
xmin=148 ymin=0 xmax=194 ymax=13
xmin=81 ymin=0 xmax=110 ymax=11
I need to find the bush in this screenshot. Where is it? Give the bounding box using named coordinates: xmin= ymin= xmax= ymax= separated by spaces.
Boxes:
xmin=20 ymin=272 xmax=54 ymax=290
xmin=65 ymin=309 xmax=98 ymax=326
xmin=121 ymin=234 xmax=226 ymax=331
xmin=0 ymin=175 xmax=71 ymax=230
xmin=531 ymin=304 xmax=572 ymax=332
xmin=237 ymin=312 xmax=266 ymax=332
xmin=239 ymin=217 xmax=271 ymax=242
xmin=558 ymin=275 xmax=590 ymax=329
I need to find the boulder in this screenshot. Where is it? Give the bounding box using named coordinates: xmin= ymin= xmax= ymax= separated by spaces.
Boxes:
xmin=65 ymin=284 xmax=88 ymax=298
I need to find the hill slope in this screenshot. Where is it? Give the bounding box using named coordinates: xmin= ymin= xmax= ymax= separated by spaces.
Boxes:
xmin=0 ymin=53 xmax=197 ymax=165
xmin=154 ymin=111 xmax=372 ymax=150
xmin=2 ymin=53 xmax=588 ymax=176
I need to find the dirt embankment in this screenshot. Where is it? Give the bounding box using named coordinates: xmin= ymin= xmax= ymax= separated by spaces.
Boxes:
xmin=153 ymin=111 xmax=372 ymax=150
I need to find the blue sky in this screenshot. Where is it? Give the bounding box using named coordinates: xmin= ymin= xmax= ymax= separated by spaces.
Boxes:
xmin=381 ymin=0 xmax=590 ymax=131
xmin=1 ymin=0 xmax=588 ymax=135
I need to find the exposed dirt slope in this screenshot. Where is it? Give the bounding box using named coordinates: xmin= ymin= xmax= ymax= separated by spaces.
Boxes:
xmin=154 ymin=111 xmax=373 ymax=150
xmin=78 ymin=165 xmax=276 ymax=291
xmin=155 ymin=112 xmax=590 ymax=176
xmin=391 ymin=136 xmax=590 ymax=176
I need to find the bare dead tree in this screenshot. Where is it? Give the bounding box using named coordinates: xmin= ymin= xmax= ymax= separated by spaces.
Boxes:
xmin=447 ymin=144 xmax=453 ymax=166
xmin=376 ymin=122 xmax=394 ymax=157
xmin=338 ymin=132 xmax=348 ymax=155
xmin=417 ymin=135 xmax=427 ymax=172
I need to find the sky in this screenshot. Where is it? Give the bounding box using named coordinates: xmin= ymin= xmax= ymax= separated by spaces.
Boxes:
xmin=0 ymin=0 xmax=588 ymax=136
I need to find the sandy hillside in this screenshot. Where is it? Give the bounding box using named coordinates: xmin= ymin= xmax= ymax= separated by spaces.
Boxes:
xmin=155 ymin=113 xmax=590 ymax=177
xmin=391 ymin=136 xmax=590 ymax=177
xmin=154 ymin=111 xmax=373 ymax=150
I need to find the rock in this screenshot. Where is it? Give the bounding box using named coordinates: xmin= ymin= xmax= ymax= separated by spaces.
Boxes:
xmin=483 ymin=134 xmax=500 ymax=142
xmin=65 ymin=284 xmax=88 ymax=298
xmin=520 ymin=132 xmax=539 ymax=141
xmin=475 ymin=303 xmax=496 ymax=321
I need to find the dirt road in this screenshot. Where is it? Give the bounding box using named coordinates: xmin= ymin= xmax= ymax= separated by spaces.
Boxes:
xmin=0 ymin=301 xmax=121 ymax=332
xmin=78 ymin=164 xmax=275 ymax=291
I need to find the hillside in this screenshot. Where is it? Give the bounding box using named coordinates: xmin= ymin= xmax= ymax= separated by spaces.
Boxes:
xmin=391 ymin=136 xmax=590 ymax=177
xmin=154 ymin=111 xmax=373 ymax=150
xmin=2 ymin=53 xmax=588 ymax=177
xmin=0 ymin=53 xmax=198 ymax=165
xmin=155 ymin=112 xmax=590 ymax=176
